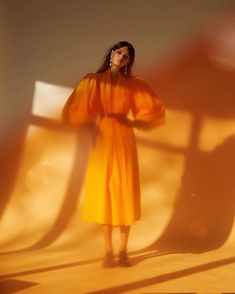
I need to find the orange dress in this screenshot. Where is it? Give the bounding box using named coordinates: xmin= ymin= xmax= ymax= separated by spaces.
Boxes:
xmin=62 ymin=69 xmax=165 ymax=226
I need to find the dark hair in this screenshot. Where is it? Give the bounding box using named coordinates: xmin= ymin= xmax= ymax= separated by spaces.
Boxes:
xmin=96 ymin=41 xmax=135 ymax=77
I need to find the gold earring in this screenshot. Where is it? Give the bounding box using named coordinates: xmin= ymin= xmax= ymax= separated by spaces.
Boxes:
xmin=110 ymin=57 xmax=112 ymax=67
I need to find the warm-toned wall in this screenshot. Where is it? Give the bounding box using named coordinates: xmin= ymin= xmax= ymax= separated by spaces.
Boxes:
xmin=2 ymin=0 xmax=234 ymax=134
xmin=1 ymin=0 xmax=235 ymax=253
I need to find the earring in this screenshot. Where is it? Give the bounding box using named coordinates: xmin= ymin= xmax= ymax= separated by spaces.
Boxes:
xmin=110 ymin=57 xmax=112 ymax=67
xmin=124 ymin=64 xmax=128 ymax=75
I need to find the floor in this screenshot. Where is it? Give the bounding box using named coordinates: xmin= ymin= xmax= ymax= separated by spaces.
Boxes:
xmin=1 ymin=227 xmax=235 ymax=294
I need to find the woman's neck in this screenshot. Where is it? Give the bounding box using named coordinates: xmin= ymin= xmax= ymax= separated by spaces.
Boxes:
xmin=110 ymin=67 xmax=120 ymax=82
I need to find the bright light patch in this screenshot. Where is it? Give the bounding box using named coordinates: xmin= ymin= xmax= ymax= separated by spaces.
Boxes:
xmin=32 ymin=81 xmax=73 ymax=120
xmin=198 ymin=116 xmax=235 ymax=151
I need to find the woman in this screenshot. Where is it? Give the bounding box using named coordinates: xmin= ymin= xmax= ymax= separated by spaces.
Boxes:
xmin=62 ymin=41 xmax=165 ymax=268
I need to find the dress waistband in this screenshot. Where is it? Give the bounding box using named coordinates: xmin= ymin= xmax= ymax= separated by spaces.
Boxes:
xmin=100 ymin=113 xmax=126 ymax=119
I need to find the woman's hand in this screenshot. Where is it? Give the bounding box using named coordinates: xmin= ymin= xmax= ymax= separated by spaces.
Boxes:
xmin=116 ymin=116 xmax=134 ymax=127
xmin=132 ymin=120 xmax=147 ymax=129
xmin=116 ymin=116 xmax=148 ymax=129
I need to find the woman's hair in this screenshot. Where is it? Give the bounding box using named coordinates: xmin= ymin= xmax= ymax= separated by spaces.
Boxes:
xmin=96 ymin=41 xmax=135 ymax=77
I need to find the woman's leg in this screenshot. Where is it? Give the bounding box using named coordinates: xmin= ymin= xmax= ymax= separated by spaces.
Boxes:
xmin=119 ymin=225 xmax=131 ymax=267
xmin=101 ymin=224 xmax=113 ymax=253
xmin=119 ymin=225 xmax=131 ymax=252
xmin=101 ymin=224 xmax=115 ymax=267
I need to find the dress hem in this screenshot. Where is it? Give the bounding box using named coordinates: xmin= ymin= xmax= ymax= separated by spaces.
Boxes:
xmin=80 ymin=217 xmax=141 ymax=227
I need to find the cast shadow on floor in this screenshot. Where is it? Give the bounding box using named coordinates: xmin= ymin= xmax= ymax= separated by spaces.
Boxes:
xmin=0 ymin=279 xmax=39 ymax=294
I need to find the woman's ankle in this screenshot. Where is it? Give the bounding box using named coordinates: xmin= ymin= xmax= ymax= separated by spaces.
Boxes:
xmin=119 ymin=248 xmax=127 ymax=253
xmin=105 ymin=248 xmax=113 ymax=254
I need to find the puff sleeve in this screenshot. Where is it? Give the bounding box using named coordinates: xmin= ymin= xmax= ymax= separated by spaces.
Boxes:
xmin=62 ymin=73 xmax=99 ymax=125
xmin=131 ymin=76 xmax=165 ymax=129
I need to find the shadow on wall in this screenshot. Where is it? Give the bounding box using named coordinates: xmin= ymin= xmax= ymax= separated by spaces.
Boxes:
xmin=26 ymin=124 xmax=92 ymax=250
xmin=0 ymin=120 xmax=92 ymax=253
xmin=154 ymin=135 xmax=235 ymax=252
xmin=0 ymin=128 xmax=28 ymax=220
xmin=147 ymin=36 xmax=235 ymax=253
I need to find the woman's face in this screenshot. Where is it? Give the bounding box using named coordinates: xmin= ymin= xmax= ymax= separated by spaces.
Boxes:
xmin=111 ymin=46 xmax=130 ymax=69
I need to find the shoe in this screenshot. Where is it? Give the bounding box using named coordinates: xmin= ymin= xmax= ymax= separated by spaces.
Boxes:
xmin=102 ymin=251 xmax=115 ymax=268
xmin=118 ymin=251 xmax=131 ymax=267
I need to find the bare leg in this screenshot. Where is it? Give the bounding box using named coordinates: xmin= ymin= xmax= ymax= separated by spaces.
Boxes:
xmin=119 ymin=225 xmax=131 ymax=252
xmin=101 ymin=224 xmax=115 ymax=267
xmin=119 ymin=225 xmax=131 ymax=267
xmin=101 ymin=224 xmax=113 ymax=253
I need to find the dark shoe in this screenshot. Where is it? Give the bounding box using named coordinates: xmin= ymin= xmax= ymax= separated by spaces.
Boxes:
xmin=118 ymin=251 xmax=131 ymax=267
xmin=102 ymin=251 xmax=115 ymax=268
